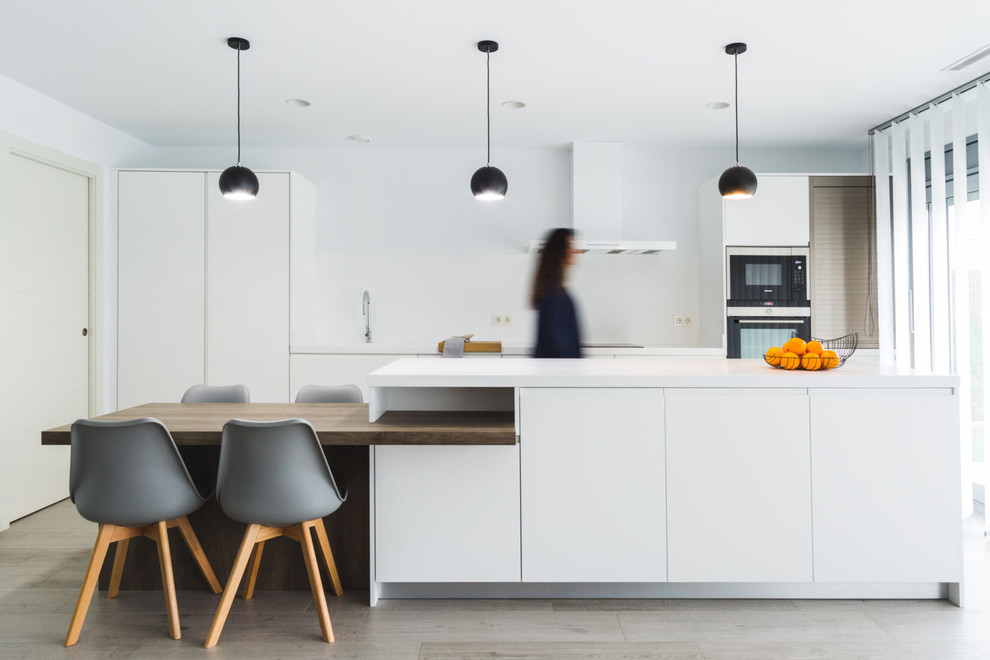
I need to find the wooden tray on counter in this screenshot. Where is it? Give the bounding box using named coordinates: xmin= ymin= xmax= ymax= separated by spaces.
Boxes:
xmin=437 ymin=340 xmax=502 ymax=353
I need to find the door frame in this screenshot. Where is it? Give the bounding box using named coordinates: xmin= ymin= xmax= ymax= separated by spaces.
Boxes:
xmin=0 ymin=131 xmax=103 ymax=416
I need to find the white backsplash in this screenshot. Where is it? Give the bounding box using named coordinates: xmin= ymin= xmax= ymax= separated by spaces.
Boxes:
xmin=311 ymin=251 xmax=703 ymax=347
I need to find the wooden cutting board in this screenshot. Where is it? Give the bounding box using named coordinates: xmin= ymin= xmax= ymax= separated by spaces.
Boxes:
xmin=437 ymin=340 xmax=502 ymax=353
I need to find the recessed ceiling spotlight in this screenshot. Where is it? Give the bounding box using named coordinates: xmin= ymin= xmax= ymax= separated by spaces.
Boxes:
xmin=285 ymin=98 xmax=311 ymax=107
xmin=348 ymin=134 xmax=372 ymax=143
xmin=502 ymin=101 xmax=526 ymax=109
xmin=706 ymin=101 xmax=730 ymax=110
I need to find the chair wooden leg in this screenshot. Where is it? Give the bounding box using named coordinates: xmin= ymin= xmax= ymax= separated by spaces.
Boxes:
xmin=313 ymin=518 xmax=343 ymax=597
xmin=174 ymin=516 xmax=222 ymax=594
xmin=300 ymin=522 xmax=334 ymax=643
xmin=205 ymin=524 xmax=262 ymax=649
xmin=154 ymin=521 xmax=181 ymax=640
xmin=65 ymin=524 xmax=115 ymax=646
xmin=107 ymin=538 xmax=130 ymax=599
xmin=242 ymin=540 xmax=265 ymax=600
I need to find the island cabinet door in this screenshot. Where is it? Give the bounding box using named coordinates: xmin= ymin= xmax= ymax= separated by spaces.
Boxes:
xmin=810 ymin=389 xmax=961 ymax=582
xmin=665 ymin=388 xmax=813 ymax=582
xmin=519 ymin=387 xmax=666 ymax=582
xmin=374 ymin=445 xmax=521 ymax=582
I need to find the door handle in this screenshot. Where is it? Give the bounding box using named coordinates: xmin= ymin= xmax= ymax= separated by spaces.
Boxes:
xmin=82 ymin=328 xmax=88 ymax=337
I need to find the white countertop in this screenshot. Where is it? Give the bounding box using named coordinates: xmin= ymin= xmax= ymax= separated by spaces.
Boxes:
xmin=367 ymin=356 xmax=957 ymax=389
xmin=291 ymin=343 xmax=726 ymax=357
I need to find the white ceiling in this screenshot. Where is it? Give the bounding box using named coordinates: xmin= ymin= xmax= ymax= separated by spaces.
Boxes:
xmin=1 ymin=1 xmax=989 ymax=152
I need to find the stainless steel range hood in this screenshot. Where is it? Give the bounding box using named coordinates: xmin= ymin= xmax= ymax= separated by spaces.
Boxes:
xmin=528 ymin=239 xmax=675 ymax=255
xmin=529 ymin=142 xmax=675 ymax=255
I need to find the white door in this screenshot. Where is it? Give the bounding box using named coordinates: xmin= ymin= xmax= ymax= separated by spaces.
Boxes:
xmin=374 ymin=445 xmax=521 ymax=582
xmin=1 ymin=152 xmax=90 ymax=523
xmin=665 ymin=388 xmax=813 ymax=582
xmin=519 ymin=387 xmax=666 ymax=582
xmin=810 ymin=389 xmax=962 ymax=582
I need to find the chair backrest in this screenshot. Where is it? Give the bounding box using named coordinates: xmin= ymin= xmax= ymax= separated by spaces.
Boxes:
xmin=70 ymin=418 xmax=205 ymax=526
xmin=217 ymin=419 xmax=346 ymax=527
xmin=294 ymin=384 xmax=363 ymax=404
xmin=181 ymin=384 xmax=250 ymax=403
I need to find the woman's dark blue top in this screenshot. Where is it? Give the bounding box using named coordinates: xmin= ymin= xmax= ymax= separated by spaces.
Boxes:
xmin=534 ymin=288 xmax=582 ymax=358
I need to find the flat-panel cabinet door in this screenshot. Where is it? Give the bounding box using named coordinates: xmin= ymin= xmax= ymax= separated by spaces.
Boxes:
xmin=520 ymin=387 xmax=666 ymax=582
xmin=118 ymin=171 xmax=205 ymax=408
xmin=375 ymin=445 xmax=521 ymax=582
xmin=724 ymin=175 xmax=810 ymax=246
xmin=810 ymin=389 xmax=961 ymax=582
xmin=206 ymin=172 xmax=290 ymax=402
xmin=665 ymin=389 xmax=812 ymax=582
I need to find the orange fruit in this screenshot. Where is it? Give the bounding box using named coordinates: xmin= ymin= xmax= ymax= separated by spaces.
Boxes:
xmin=820 ymin=350 xmax=839 ymax=369
xmin=785 ymin=337 xmax=807 ymax=356
xmin=765 ymin=346 xmax=783 ymax=366
xmin=779 ymin=351 xmax=801 ymax=370
xmin=801 ymin=353 xmax=821 ymax=371
xmin=805 ymin=340 xmax=823 ymax=355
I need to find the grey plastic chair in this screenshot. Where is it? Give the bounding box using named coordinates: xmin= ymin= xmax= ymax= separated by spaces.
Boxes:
xmin=294 ymin=384 xmax=363 ymax=404
xmin=181 ymin=384 xmax=250 ymax=403
xmin=65 ymin=418 xmax=222 ymax=647
xmin=205 ymin=419 xmax=347 ymax=648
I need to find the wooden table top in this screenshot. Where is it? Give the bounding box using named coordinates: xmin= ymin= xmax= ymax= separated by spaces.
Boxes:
xmin=41 ymin=403 xmax=516 ymax=446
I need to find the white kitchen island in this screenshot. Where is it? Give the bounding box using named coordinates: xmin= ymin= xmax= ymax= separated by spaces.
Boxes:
xmin=366 ymin=357 xmax=963 ymax=605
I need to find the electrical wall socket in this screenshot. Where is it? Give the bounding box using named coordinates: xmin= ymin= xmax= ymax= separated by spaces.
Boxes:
xmin=491 ymin=314 xmax=513 ymax=326
xmin=673 ymin=315 xmax=694 ymax=327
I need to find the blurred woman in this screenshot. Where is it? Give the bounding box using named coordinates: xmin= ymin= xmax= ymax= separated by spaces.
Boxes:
xmin=531 ymin=228 xmax=582 ymax=358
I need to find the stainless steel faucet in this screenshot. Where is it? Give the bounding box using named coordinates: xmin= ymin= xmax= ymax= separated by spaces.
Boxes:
xmin=362 ymin=290 xmax=372 ymax=343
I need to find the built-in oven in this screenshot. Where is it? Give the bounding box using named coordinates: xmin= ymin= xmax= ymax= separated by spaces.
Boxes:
xmin=726 ymin=247 xmax=811 ymax=359
xmin=727 ymin=308 xmax=811 ymax=359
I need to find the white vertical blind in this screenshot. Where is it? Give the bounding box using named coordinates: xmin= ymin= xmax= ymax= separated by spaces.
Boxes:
xmin=978 ymin=85 xmax=990 ymax=508
xmin=949 ymin=93 xmax=974 ymax=518
xmin=873 ymin=130 xmax=894 ymax=364
xmin=890 ymin=123 xmax=912 ymax=369
xmin=929 ymin=104 xmax=950 ymax=374
xmin=908 ymin=113 xmax=932 ymax=371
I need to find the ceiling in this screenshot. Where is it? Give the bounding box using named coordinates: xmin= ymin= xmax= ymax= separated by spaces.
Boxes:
xmin=1 ymin=1 xmax=989 ymax=152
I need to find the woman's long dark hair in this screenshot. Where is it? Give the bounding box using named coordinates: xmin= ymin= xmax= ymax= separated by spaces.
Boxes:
xmin=531 ymin=228 xmax=574 ymax=308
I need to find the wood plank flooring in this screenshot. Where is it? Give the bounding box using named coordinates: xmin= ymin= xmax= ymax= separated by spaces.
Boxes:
xmin=2 ymin=500 xmax=990 ymax=659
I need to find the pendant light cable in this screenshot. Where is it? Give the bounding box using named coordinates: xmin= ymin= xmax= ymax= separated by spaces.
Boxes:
xmin=236 ymin=45 xmax=242 ymax=166
xmin=486 ymin=48 xmax=491 ymax=166
xmin=734 ymin=51 xmax=739 ymax=165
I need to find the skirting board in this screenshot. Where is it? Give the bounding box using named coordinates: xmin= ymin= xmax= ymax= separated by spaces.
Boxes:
xmin=375 ymin=582 xmax=957 ymax=604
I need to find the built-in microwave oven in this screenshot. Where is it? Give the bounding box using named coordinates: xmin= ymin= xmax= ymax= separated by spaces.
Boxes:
xmin=726 ymin=246 xmax=809 ymax=306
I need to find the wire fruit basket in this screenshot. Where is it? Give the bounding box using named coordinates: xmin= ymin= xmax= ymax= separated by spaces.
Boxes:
xmin=763 ymin=331 xmax=858 ymax=370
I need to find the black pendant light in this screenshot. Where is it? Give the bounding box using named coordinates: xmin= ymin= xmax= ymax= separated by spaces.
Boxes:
xmin=718 ymin=42 xmax=757 ymax=199
xmin=471 ymin=40 xmax=508 ymax=200
xmin=219 ymin=37 xmax=260 ymax=200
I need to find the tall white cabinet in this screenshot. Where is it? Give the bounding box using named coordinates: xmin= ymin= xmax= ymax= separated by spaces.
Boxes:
xmin=117 ymin=170 xmax=313 ymax=406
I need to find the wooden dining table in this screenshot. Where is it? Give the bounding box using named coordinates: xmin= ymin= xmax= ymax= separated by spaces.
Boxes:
xmin=43 ymin=402 xmax=515 ymax=592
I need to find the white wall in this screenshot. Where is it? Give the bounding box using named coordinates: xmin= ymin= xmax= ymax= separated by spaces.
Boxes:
xmin=154 ymin=143 xmax=868 ymax=347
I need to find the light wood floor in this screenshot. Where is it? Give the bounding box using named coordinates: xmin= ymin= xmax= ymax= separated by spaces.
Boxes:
xmin=2 ymin=500 xmax=990 ymax=659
